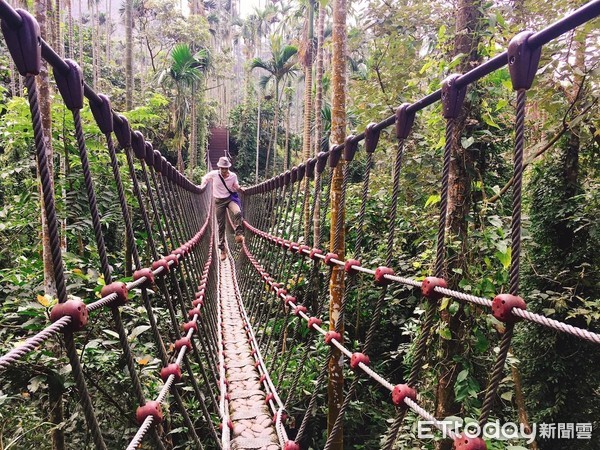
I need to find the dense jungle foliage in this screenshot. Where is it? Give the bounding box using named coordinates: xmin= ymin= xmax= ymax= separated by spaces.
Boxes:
xmin=0 ymin=0 xmax=599 ymax=449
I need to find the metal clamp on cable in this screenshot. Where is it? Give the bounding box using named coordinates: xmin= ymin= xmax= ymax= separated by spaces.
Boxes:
xmin=391 ymin=384 xmax=416 ymax=407
xmin=100 ymin=281 xmax=129 ymax=307
xmin=50 ymin=300 xmax=89 ymax=332
xmin=89 ymin=94 xmax=114 ymax=134
xmin=329 ymin=144 xmax=343 ymax=168
xmin=453 ymin=434 xmax=487 ymax=450
xmin=350 ymin=352 xmax=370 ymax=371
xmin=113 ymin=114 xmax=132 ymax=148
xmin=53 ymin=59 xmax=84 ymax=111
xmin=421 ymin=276 xmax=447 ymax=301
xmin=324 ymin=252 xmax=339 ymax=267
xmin=492 ymin=294 xmax=526 ymax=323
xmin=131 ymin=130 xmax=146 ymax=159
xmin=1 ymin=9 xmax=41 ymax=76
xmin=175 ymin=337 xmax=192 ymax=351
xmin=395 ymin=103 xmax=416 ymax=140
xmin=441 ymin=74 xmax=467 ymax=119
xmin=508 ymin=31 xmax=541 ymax=91
xmin=160 ymin=363 xmax=182 ymax=382
xmin=374 ymin=266 xmax=394 ymax=286
xmin=365 ymin=122 xmax=381 ymax=154
xmin=344 ymin=259 xmax=361 ymax=275
xmin=344 ymin=135 xmax=359 ymax=162
xmin=307 ymin=317 xmax=323 ymax=330
xmin=325 ymin=331 xmax=342 ymax=345
xmin=133 ymin=268 xmax=154 ymax=288
xmin=136 ymin=401 xmax=163 ymax=425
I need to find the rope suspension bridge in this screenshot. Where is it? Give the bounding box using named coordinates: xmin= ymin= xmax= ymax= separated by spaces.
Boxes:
xmin=0 ymin=0 xmax=599 ymax=448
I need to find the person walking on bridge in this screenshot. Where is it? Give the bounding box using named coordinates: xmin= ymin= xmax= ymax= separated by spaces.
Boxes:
xmin=201 ymin=157 xmax=245 ymax=260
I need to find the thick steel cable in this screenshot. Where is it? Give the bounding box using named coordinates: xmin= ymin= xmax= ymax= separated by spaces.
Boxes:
xmin=25 ymin=74 xmax=107 ymax=450
xmin=73 ymin=116 xmax=153 ymax=424
xmin=478 ymin=88 xmax=527 ymax=426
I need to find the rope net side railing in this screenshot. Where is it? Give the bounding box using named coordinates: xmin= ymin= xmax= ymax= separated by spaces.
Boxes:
xmin=234 ymin=2 xmax=600 ymax=449
xmin=0 ymin=2 xmax=225 ymax=448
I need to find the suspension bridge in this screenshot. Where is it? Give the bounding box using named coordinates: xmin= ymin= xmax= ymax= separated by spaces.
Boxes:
xmin=0 ymin=0 xmax=599 ymax=449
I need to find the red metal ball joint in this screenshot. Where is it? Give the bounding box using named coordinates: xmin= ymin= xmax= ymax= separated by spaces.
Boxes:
xmin=188 ymin=308 xmax=201 ymax=319
xmin=294 ymin=305 xmax=308 ymax=316
xmin=374 ymin=266 xmax=395 ymax=286
xmin=284 ymin=441 xmax=300 ymax=450
xmin=344 ymin=259 xmax=361 ymax=275
xmin=325 ymin=331 xmax=342 ymax=345
xmin=309 ymin=248 xmax=323 ymax=260
xmin=174 ymin=337 xmax=192 ymax=351
xmin=165 ymin=254 xmax=179 ymax=267
xmin=421 ymin=277 xmax=447 ymax=300
xmin=160 ymin=363 xmax=182 ymax=382
xmin=265 ymin=393 xmax=275 ymax=404
xmin=492 ymin=294 xmax=526 ymax=324
xmin=284 ymin=295 xmax=296 ymax=305
xmin=136 ymin=401 xmax=163 ymax=425
xmin=50 ymin=300 xmax=89 ymax=332
xmin=183 ymin=321 xmax=198 ymax=333
xmin=151 ymin=258 xmax=170 ymax=274
xmin=350 ymin=352 xmax=370 ymax=370
xmin=324 ymin=253 xmax=339 ymax=267
xmin=133 ymin=268 xmax=155 ymax=288
xmin=298 ymin=245 xmax=311 ymax=255
xmin=391 ymin=384 xmax=416 ymax=407
xmin=453 ymin=435 xmax=487 ymax=450
xmin=100 ymin=281 xmax=129 ymax=307
xmin=307 ymin=317 xmax=323 ymax=330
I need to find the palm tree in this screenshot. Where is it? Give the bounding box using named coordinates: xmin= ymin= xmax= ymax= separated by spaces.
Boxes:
xmin=251 ymin=36 xmax=298 ymax=177
xmin=159 ymin=43 xmax=210 ymax=173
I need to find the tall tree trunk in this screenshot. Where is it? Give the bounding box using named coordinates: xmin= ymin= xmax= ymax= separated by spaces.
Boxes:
xmin=66 ymin=0 xmax=73 ymax=59
xmin=328 ymin=1 xmax=347 ymax=448
xmin=78 ymin=0 xmax=83 ymax=66
xmin=312 ymin=3 xmax=326 ymax=245
xmin=190 ymin=83 xmax=198 ymax=177
xmin=434 ymin=2 xmax=482 ymax=449
xmin=302 ymin=1 xmax=315 ymax=242
xmin=255 ymin=92 xmax=262 ymax=183
xmin=284 ymin=81 xmax=292 ymax=170
xmin=105 ymin=0 xmax=111 ymax=64
xmin=35 ymin=3 xmax=64 ymax=449
xmin=125 ymin=0 xmax=133 ymax=110
xmin=270 ymin=80 xmax=281 ymax=178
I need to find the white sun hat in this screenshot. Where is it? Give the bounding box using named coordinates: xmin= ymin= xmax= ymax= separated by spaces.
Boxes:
xmin=217 ymin=157 xmax=232 ymax=168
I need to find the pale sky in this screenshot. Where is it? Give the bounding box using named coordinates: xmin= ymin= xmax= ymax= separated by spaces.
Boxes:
xmin=239 ymin=0 xmax=263 ymax=18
